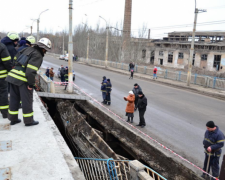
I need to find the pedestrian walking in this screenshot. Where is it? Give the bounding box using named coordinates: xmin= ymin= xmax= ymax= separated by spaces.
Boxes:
xmin=201 ymin=121 xmax=225 ymax=179
xmin=101 ymin=76 xmax=107 ymax=104
xmin=49 ymin=67 xmax=54 ymax=81
xmin=106 ymin=79 xmax=112 ymax=105
xmin=132 ymin=83 xmax=142 ymax=110
xmin=129 ymin=68 xmax=134 ymax=79
xmin=124 ymin=91 xmax=135 ymax=123
xmin=153 ymin=66 xmax=157 ymax=79
xmin=45 ymin=67 xmax=50 ymax=77
xmin=0 ymin=42 xmax=12 ymax=119
xmin=60 ymin=65 xmax=65 ymax=85
xmin=64 ymin=67 xmax=68 ymax=90
xmin=6 ymin=38 xmax=52 ymax=126
xmin=136 ymin=91 xmax=147 ymax=128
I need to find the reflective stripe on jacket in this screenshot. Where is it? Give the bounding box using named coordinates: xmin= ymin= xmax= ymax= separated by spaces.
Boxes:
xmin=0 ymin=42 xmax=12 ymax=79
xmin=5 ymin=46 xmax=43 ymax=87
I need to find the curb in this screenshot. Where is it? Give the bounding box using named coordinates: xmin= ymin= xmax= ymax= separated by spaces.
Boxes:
xmin=77 ymin=62 xmax=225 ymax=101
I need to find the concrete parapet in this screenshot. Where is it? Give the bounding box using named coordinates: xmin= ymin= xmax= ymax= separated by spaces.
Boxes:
xmin=138 ymin=170 xmax=154 ymax=180
xmin=129 ymin=160 xmax=145 ymax=180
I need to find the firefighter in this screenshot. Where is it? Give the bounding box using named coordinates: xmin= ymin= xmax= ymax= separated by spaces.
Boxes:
xmin=106 ymin=79 xmax=112 ymax=105
xmin=17 ymin=36 xmax=36 ymax=52
xmin=201 ymin=121 xmax=225 ymax=179
xmin=0 ymin=42 xmax=12 ymax=118
xmin=5 ymin=38 xmax=52 ymax=126
xmin=1 ymin=31 xmax=19 ymax=61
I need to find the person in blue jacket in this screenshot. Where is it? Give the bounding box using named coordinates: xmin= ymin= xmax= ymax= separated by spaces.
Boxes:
xmin=101 ymin=76 xmax=107 ymax=104
xmin=201 ymin=121 xmax=225 ymax=179
xmin=17 ymin=36 xmax=36 ymax=52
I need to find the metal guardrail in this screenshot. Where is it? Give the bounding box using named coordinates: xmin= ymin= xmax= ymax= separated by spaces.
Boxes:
xmin=79 ymin=57 xmax=225 ymax=91
xmin=75 ymin=157 xmax=167 ymax=180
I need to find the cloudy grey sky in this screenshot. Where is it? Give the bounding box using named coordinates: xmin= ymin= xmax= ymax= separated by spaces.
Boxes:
xmin=0 ymin=0 xmax=225 ymax=38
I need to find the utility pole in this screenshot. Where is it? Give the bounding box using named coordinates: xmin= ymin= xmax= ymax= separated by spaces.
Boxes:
xmin=35 ymin=9 xmax=48 ymax=41
xmin=68 ymin=0 xmax=73 ymax=93
xmin=187 ymin=7 xmax=206 ymax=86
xmin=148 ymin=29 xmax=151 ymax=39
xmin=58 ymin=26 xmax=65 ymax=55
xmin=82 ymin=22 xmax=90 ymax=64
xmin=31 ymin=26 xmax=32 ymax=35
xmin=99 ymin=16 xmax=109 ymax=68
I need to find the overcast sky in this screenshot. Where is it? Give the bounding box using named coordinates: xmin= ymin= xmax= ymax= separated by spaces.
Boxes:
xmin=0 ymin=0 xmax=225 ymax=39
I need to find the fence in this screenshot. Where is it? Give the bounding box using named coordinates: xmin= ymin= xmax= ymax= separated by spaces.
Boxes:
xmin=75 ymin=157 xmax=167 ymax=180
xmin=79 ymin=58 xmax=225 ymax=91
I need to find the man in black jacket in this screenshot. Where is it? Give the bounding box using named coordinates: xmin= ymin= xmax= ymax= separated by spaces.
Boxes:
xmin=136 ymin=91 xmax=147 ymax=128
xmin=6 ymin=38 xmax=51 ymax=126
xmin=0 ymin=42 xmax=12 ymax=118
xmin=133 ymin=83 xmax=142 ymax=110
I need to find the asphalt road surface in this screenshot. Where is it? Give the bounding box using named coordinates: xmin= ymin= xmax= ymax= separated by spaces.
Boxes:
xmin=42 ymin=55 xmax=225 ymax=172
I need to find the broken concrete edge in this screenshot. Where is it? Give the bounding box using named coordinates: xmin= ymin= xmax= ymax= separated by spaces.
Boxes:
xmin=76 ymin=100 xmax=202 ymax=180
xmin=34 ymin=92 xmax=85 ymax=180
xmin=77 ymin=62 xmax=225 ymax=101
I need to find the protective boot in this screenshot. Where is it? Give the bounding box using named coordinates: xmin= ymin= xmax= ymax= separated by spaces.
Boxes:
xmin=25 ymin=120 xmax=39 ymax=126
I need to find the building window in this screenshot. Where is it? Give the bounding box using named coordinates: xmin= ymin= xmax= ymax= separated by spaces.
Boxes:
xmin=142 ymin=49 xmax=146 ymax=58
xmin=178 ymin=52 xmax=183 ymax=59
xmin=201 ymin=54 xmax=207 ymax=61
xmin=159 ymin=51 xmax=163 ymax=56
xmin=213 ymin=55 xmax=221 ymax=69
xmin=168 ymin=52 xmax=173 ymax=63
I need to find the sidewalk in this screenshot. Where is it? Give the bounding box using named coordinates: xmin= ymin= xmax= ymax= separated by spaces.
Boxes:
xmin=0 ymin=91 xmax=85 ymax=180
xmin=78 ymin=62 xmax=225 ymax=101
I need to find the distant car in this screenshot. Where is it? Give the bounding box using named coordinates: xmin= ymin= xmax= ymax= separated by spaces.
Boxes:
xmin=65 ymin=53 xmax=74 ymax=61
xmin=59 ymin=55 xmax=65 ymax=60
xmin=57 ymin=67 xmax=75 ymax=81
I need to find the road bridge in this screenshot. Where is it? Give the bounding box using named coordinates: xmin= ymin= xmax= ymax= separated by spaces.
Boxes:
xmin=42 ymin=55 xmax=225 ymax=174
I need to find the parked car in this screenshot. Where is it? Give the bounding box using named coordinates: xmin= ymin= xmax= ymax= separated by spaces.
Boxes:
xmin=57 ymin=67 xmax=75 ymax=81
xmin=59 ymin=55 xmax=65 ymax=60
xmin=65 ymin=53 xmax=74 ymax=61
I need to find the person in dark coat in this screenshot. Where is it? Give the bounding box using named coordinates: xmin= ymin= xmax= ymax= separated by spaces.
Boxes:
xmin=106 ymin=79 xmax=112 ymax=105
xmin=133 ymin=83 xmax=142 ymax=110
xmin=136 ymin=91 xmax=147 ymax=128
xmin=1 ymin=32 xmax=19 ymax=93
xmin=1 ymin=32 xmax=19 ymax=62
xmin=129 ymin=68 xmax=134 ymax=79
xmin=0 ymin=42 xmax=12 ymax=118
xmin=64 ymin=67 xmax=68 ymax=90
xmin=18 ymin=37 xmax=26 ymax=48
xmin=45 ymin=67 xmax=50 ymax=77
xmin=60 ymin=65 xmax=65 ymax=85
xmin=201 ymin=121 xmax=224 ymax=179
xmin=124 ymin=91 xmax=135 ymax=123
xmin=101 ymin=76 xmax=107 ymax=104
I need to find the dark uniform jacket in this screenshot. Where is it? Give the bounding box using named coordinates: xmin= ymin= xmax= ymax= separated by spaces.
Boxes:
xmin=64 ymin=69 xmax=68 ymax=81
xmin=101 ymin=78 xmax=107 ymax=92
xmin=0 ymin=43 xmax=12 ymax=79
xmin=106 ymin=82 xmax=112 ymax=94
xmin=5 ymin=46 xmax=44 ymax=88
xmin=203 ymin=126 xmax=225 ymax=156
xmin=1 ymin=37 xmax=17 ymax=62
xmin=137 ymin=95 xmax=147 ymax=111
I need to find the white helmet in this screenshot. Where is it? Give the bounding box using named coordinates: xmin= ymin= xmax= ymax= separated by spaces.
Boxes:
xmin=129 ymin=91 xmax=134 ymax=95
xmin=37 ymin=38 xmax=51 ymax=51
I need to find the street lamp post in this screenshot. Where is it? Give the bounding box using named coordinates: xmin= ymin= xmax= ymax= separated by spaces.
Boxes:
xmin=99 ymin=16 xmax=109 ymax=68
xmin=67 ymin=0 xmax=73 ymax=93
xmin=58 ymin=26 xmax=65 ymax=55
xmin=82 ymin=23 xmax=90 ymax=64
xmin=33 ymin=9 xmax=49 ymax=41
xmin=187 ymin=0 xmax=206 ymax=86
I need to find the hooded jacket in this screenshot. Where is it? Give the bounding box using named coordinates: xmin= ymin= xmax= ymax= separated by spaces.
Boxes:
xmin=124 ymin=94 xmax=135 ymax=113
xmin=5 ymin=46 xmax=44 ymax=88
xmin=0 ymin=42 xmax=12 ymax=79
xmin=101 ymin=77 xmax=107 ymax=92
xmin=132 ymin=86 xmax=142 ymax=96
xmin=1 ymin=36 xmax=17 ymax=62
